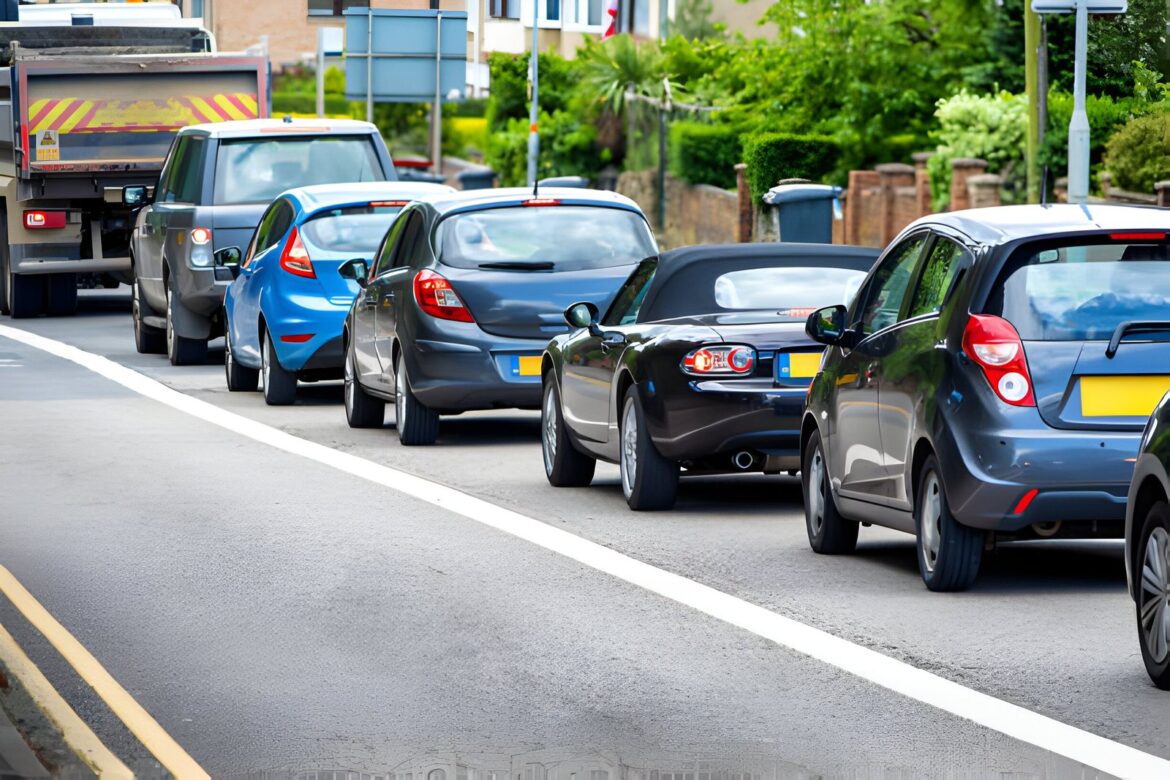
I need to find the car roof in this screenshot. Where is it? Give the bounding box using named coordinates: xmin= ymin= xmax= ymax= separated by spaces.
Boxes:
xmin=424 ymin=187 xmax=645 ymax=216
xmin=285 ymin=182 xmax=457 ymax=212
xmin=180 ymin=118 xmax=380 ymax=139
xmin=908 ymin=204 xmax=1170 ymax=245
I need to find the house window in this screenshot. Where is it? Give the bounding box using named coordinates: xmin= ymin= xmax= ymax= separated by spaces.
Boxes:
xmin=564 ymin=0 xmax=602 ymax=27
xmin=308 ymin=0 xmax=370 ymax=16
xmin=620 ymin=0 xmax=651 ymax=35
xmin=189 ymin=0 xmax=203 ymax=17
xmin=490 ymin=0 xmax=520 ymax=18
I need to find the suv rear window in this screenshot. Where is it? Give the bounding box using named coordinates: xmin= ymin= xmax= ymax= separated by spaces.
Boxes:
xmin=436 ymin=206 xmax=656 ymax=272
xmin=986 ymin=237 xmax=1170 ymax=340
xmin=213 ymin=135 xmax=383 ymax=206
xmin=300 ymin=205 xmax=404 ymax=257
xmin=714 ymin=266 xmax=866 ymax=316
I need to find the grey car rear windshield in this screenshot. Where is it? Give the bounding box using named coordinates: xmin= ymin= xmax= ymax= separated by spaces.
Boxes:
xmin=214 ymin=136 xmax=382 ymax=206
xmin=300 ymin=205 xmax=403 ymax=257
xmin=986 ymin=238 xmax=1170 ymax=340
xmin=436 ymin=206 xmax=657 ymax=271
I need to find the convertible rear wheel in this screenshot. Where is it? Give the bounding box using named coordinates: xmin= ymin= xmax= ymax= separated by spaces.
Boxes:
xmin=619 ymin=387 xmax=678 ymax=511
xmin=542 ymin=378 xmax=595 ymax=487
xmin=1137 ymin=501 xmax=1170 ymax=689
xmin=915 ymin=455 xmax=982 ymax=592
xmin=395 ymin=352 xmax=438 ymax=446
xmin=802 ymin=429 xmax=858 ymax=554
xmin=344 ymin=340 xmax=385 ymax=428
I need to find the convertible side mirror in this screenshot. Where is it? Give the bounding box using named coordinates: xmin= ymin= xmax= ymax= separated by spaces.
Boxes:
xmin=214 ymin=246 xmax=242 ymax=279
xmin=806 ymin=304 xmax=854 ymax=347
xmin=564 ymin=301 xmax=602 ymax=336
xmin=339 ymin=257 xmax=369 ymax=288
xmin=122 ymin=185 xmax=151 ymax=207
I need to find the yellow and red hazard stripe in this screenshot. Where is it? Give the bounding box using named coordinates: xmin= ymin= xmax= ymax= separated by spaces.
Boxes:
xmin=27 ymin=93 xmax=259 ymax=135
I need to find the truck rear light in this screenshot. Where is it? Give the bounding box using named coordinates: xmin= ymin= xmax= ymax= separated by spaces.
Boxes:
xmin=681 ymin=345 xmax=756 ymax=376
xmin=279 ymin=226 xmax=315 ymax=278
xmin=963 ymin=314 xmax=1035 ymax=407
xmin=24 ymin=210 xmax=65 ymax=229
xmin=413 ymin=269 xmax=473 ymax=322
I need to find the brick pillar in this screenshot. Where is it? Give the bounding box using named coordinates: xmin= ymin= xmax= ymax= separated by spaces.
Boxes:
xmin=950 ymin=158 xmax=988 ymax=212
xmin=1157 ymin=181 xmax=1170 ymax=208
xmin=734 ymin=163 xmax=752 ymax=243
xmin=877 ymin=163 xmax=916 ymax=246
xmin=845 ymin=169 xmax=880 ymax=246
xmin=912 ymin=152 xmax=933 ymax=217
xmin=967 ymin=173 xmax=1003 ymax=209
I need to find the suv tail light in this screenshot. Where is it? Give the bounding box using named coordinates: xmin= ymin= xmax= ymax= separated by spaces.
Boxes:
xmin=962 ymin=314 xmax=1035 ymax=406
xmin=413 ymin=269 xmax=473 ymax=322
xmin=682 ymin=345 xmax=756 ymax=376
xmin=279 ymin=226 xmax=315 ymax=278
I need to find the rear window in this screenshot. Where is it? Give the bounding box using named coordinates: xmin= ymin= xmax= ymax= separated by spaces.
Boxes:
xmin=214 ymin=135 xmax=383 ymax=206
xmin=299 ymin=205 xmax=403 ymax=257
xmin=986 ymin=238 xmax=1170 ymax=341
xmin=714 ymin=266 xmax=866 ymax=317
xmin=436 ymin=206 xmax=657 ymax=271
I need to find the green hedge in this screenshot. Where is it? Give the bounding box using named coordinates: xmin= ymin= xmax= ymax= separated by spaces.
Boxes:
xmin=668 ymin=122 xmax=742 ymax=188
xmin=1105 ymin=112 xmax=1170 ymax=193
xmin=1039 ymin=92 xmax=1151 ymax=190
xmin=743 ymin=132 xmax=840 ymax=202
xmin=272 ymin=91 xmax=351 ymax=117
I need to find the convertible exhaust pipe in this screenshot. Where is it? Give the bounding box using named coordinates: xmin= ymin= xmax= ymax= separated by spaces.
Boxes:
xmin=732 ymin=451 xmax=756 ymax=470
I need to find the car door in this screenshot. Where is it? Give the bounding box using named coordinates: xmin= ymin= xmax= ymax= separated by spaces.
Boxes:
xmin=366 ymin=210 xmax=423 ymax=386
xmin=352 ymin=224 xmax=399 ymax=389
xmin=878 ymin=232 xmax=973 ymax=509
xmin=562 ymin=258 xmax=656 ymax=443
xmin=232 ymin=200 xmax=294 ymax=365
xmin=830 ymin=233 xmax=930 ymax=503
xmin=137 ymin=135 xmax=187 ymax=310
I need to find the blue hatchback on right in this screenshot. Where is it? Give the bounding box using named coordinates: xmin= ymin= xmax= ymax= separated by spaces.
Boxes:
xmin=803 ymin=204 xmax=1170 ymax=592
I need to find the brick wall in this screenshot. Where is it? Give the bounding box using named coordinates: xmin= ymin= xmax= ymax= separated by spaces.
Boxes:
xmin=617 ymin=170 xmax=738 ymax=250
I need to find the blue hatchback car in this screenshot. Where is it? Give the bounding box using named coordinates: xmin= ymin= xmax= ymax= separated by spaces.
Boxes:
xmin=221 ymin=182 xmax=454 ymax=404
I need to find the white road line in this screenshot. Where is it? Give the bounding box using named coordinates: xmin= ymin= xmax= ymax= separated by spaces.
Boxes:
xmin=3 ymin=323 xmax=1167 ymax=779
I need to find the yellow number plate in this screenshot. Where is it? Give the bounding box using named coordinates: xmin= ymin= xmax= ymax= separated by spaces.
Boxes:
xmin=1080 ymin=375 xmax=1170 ymax=417
xmin=517 ymin=356 xmax=542 ymax=376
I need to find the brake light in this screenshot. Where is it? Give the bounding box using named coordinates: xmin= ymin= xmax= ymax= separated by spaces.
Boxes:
xmin=24 ymin=210 xmax=65 ymax=229
xmin=369 ymin=201 xmax=409 ymax=208
xmin=190 ymin=227 xmax=211 ymax=245
xmin=523 ymin=198 xmax=562 ymax=207
xmin=1110 ymin=232 xmax=1166 ymax=241
xmin=962 ymin=314 xmax=1035 ymax=406
xmin=279 ymin=226 xmax=315 ymax=278
xmin=413 ymin=269 xmax=473 ymax=322
xmin=682 ymin=345 xmax=756 ymax=376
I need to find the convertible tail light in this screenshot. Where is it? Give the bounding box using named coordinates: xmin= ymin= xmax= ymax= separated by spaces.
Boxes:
xmin=279 ymin=226 xmax=315 ymax=279
xmin=682 ymin=345 xmax=756 ymax=376
xmin=413 ymin=269 xmax=474 ymax=323
xmin=963 ymin=314 xmax=1035 ymax=407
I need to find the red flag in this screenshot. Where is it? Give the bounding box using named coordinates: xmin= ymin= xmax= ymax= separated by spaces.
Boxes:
xmin=602 ymin=0 xmax=619 ymax=39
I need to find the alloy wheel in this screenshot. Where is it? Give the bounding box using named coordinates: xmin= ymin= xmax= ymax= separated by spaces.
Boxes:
xmin=165 ymin=288 xmax=174 ymax=356
xmin=620 ymin=401 xmax=638 ymax=498
xmin=920 ymin=472 xmax=943 ymax=573
xmin=542 ymin=387 xmax=558 ymax=475
xmin=262 ymin=335 xmax=271 ymax=392
xmin=808 ymin=445 xmax=826 ymax=536
xmin=1140 ymin=526 xmax=1170 ymax=664
xmin=395 ymin=359 xmax=406 ymax=430
xmin=344 ymin=348 xmax=356 ymax=417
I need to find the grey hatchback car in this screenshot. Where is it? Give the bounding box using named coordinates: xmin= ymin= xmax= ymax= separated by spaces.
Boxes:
xmin=803 ymin=205 xmax=1170 ymax=591
xmin=129 ymin=118 xmax=394 ymax=365
xmin=340 ymin=188 xmax=657 ymax=446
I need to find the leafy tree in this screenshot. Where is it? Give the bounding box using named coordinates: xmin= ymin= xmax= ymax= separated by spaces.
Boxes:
xmin=673 ymin=0 xmax=723 ymax=41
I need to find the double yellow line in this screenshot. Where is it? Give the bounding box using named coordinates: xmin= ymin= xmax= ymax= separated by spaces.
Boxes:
xmin=0 ymin=566 xmax=209 ymax=779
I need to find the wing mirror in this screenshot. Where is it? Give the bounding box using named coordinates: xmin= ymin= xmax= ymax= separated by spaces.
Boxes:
xmin=214 ymin=246 xmax=242 ymax=279
xmin=806 ymin=304 xmax=855 ymax=348
xmin=564 ymin=301 xmax=602 ymax=336
xmin=122 ymin=185 xmax=151 ymax=207
xmin=339 ymin=258 xmax=369 ymax=288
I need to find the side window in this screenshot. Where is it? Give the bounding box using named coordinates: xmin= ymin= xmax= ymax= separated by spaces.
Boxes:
xmin=172 ymin=136 xmax=207 ymax=204
xmin=853 ymin=234 xmax=928 ymax=335
xmin=392 ymin=212 xmax=425 ymax=269
xmin=907 ymin=237 xmax=970 ymax=318
xmin=157 ymin=136 xmax=188 ymax=203
xmin=603 ymin=258 xmax=657 ymax=326
xmin=375 ymin=212 xmax=411 ymax=277
xmin=246 ymin=200 xmax=294 ymax=266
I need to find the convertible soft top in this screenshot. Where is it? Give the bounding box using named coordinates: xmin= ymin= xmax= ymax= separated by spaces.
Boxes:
xmin=639 ymin=242 xmax=880 ymax=323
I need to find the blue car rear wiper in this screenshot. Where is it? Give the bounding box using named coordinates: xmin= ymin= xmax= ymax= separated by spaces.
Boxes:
xmin=478 ymin=261 xmax=555 ymax=271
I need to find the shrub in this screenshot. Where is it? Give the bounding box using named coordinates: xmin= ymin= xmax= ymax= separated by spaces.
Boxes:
xmin=485 ymin=51 xmax=575 ymax=134
xmin=1038 ymin=91 xmax=1150 ymax=191
xmin=1105 ymin=113 xmax=1170 ymax=193
xmin=485 ymin=110 xmax=603 ymax=187
xmin=927 ymin=90 xmax=1027 ymax=210
xmin=743 ymin=132 xmax=840 ymax=202
xmin=271 ymin=92 xmax=351 ymax=116
xmin=668 ymin=122 xmax=742 ymax=189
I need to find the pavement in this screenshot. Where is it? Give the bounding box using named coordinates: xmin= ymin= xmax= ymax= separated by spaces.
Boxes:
xmin=0 ymin=289 xmax=1162 ymax=777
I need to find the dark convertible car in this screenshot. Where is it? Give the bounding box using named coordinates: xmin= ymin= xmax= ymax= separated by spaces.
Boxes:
xmin=540 ymin=243 xmax=878 ymax=510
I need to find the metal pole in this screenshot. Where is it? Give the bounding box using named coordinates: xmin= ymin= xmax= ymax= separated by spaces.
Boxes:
xmin=526 ymin=0 xmax=540 ymax=187
xmin=1024 ymin=8 xmax=1039 ymax=202
xmin=471 ymin=0 xmax=481 ymax=98
xmin=1068 ymin=0 xmax=1090 ymax=204
xmin=316 ymin=28 xmax=326 ymax=119
xmin=365 ymin=7 xmax=374 ymax=124
xmin=433 ymin=11 xmax=443 ymax=176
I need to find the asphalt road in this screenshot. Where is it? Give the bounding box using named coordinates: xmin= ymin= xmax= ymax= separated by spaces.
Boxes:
xmin=0 ymin=289 xmax=1163 ymax=777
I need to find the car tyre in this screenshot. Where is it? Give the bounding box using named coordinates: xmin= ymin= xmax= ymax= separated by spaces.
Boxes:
xmin=803 ymin=429 xmax=859 ymax=554
xmin=224 ymin=318 xmax=259 ymax=392
xmin=542 ymin=378 xmax=595 ymax=487
xmin=344 ymin=338 xmax=385 ymax=428
xmin=915 ymin=454 xmax=982 ymax=592
xmin=395 ymin=351 xmax=438 ymax=445
xmin=1136 ymin=501 xmax=1170 ymax=689
xmin=619 ymin=387 xmax=678 ymax=511
xmin=132 ymin=280 xmax=166 ymax=354
xmin=261 ymin=330 xmax=297 ymax=405
xmin=45 ymin=273 xmax=78 ymax=316
xmin=166 ymin=280 xmax=207 ymax=366
xmin=6 ymin=270 xmax=43 ymax=319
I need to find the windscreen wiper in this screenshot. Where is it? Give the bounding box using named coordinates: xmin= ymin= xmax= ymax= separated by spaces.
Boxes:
xmin=1105 ymin=320 xmax=1170 ymax=358
xmin=478 ymin=261 xmax=555 ymax=271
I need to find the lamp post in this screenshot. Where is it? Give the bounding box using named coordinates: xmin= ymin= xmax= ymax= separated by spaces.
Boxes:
xmin=527 ymin=0 xmax=540 ymax=187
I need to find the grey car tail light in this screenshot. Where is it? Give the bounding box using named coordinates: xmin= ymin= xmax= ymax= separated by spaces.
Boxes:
xmin=962 ymin=314 xmax=1035 ymax=407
